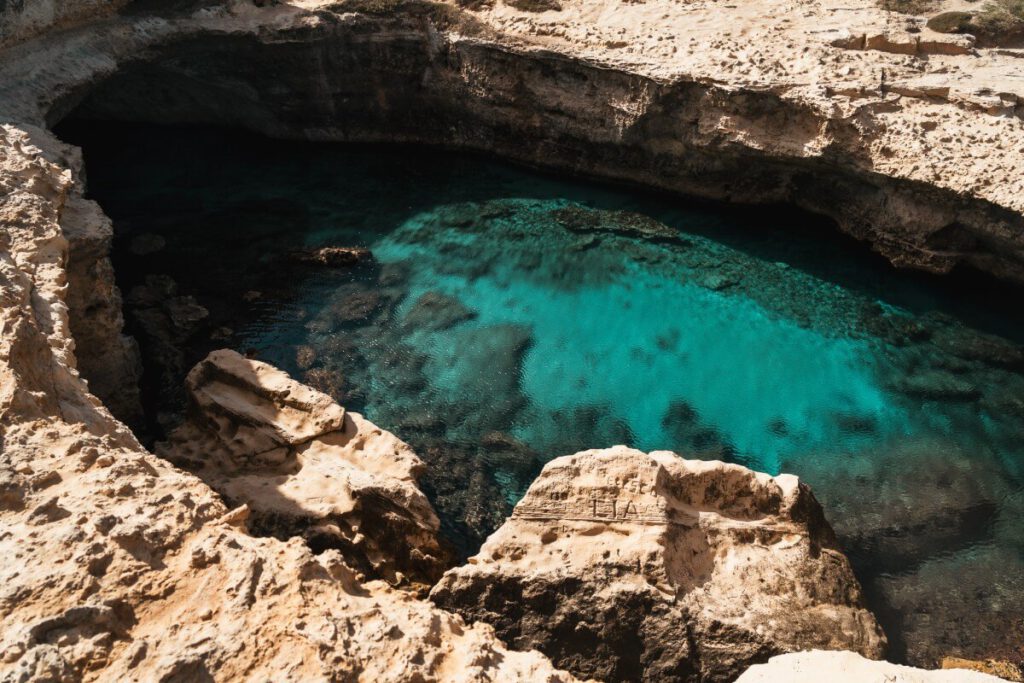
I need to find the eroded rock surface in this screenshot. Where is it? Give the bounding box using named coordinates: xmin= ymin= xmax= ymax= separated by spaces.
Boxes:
xmin=0 ymin=122 xmax=578 ymax=683
xmin=431 ymin=446 xmax=886 ymax=682
xmin=0 ymin=0 xmax=1020 ymax=282
xmin=158 ymin=348 xmax=450 ymax=587
xmin=736 ymin=650 xmax=1007 ymax=682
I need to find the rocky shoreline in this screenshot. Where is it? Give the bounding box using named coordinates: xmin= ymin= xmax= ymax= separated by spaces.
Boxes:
xmin=2 ymin=0 xmax=1023 ymax=680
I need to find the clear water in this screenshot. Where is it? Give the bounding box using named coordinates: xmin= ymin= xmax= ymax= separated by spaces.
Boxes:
xmin=61 ymin=122 xmax=1024 ymax=667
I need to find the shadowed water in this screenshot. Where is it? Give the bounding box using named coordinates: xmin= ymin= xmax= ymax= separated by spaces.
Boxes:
xmin=60 ymin=122 xmax=1024 ymax=668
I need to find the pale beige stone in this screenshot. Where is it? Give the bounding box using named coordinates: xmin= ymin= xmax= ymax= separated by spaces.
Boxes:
xmin=431 ymin=446 xmax=886 ymax=682
xmin=737 ymin=650 xmax=1009 ymax=682
xmin=158 ymin=348 xmax=450 ymax=587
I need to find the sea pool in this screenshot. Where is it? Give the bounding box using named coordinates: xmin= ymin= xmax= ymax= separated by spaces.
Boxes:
xmin=60 ymin=122 xmax=1024 ymax=667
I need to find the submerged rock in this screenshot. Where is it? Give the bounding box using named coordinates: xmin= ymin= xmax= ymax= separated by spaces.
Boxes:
xmin=290 ymin=245 xmax=373 ymax=267
xmin=325 ymin=288 xmax=388 ymax=324
xmin=792 ymin=439 xmax=1007 ymax=575
xmin=402 ymin=291 xmax=477 ymax=331
xmin=890 ymin=371 xmax=981 ymax=402
xmin=158 ymin=349 xmax=450 ymax=587
xmin=129 ymin=232 xmax=166 ymax=255
xmin=551 ymin=205 xmax=683 ymax=244
xmin=430 ymin=446 xmax=886 ymax=682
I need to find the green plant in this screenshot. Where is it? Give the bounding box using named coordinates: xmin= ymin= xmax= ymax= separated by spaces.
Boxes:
xmin=975 ymin=0 xmax=1024 ymax=34
xmin=330 ymin=0 xmax=406 ymax=14
xmin=505 ymin=0 xmax=562 ymax=12
xmin=878 ymin=0 xmax=939 ymax=15
xmin=926 ymin=10 xmax=975 ymax=32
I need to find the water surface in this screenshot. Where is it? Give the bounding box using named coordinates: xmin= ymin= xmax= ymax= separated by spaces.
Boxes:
xmin=60 ymin=122 xmax=1024 ymax=667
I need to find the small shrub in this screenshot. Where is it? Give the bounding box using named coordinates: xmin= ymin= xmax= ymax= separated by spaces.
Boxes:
xmin=505 ymin=0 xmax=562 ymax=12
xmin=331 ymin=0 xmax=406 ymax=14
xmin=878 ymin=0 xmax=940 ymax=15
xmin=975 ymin=0 xmax=1024 ymax=35
xmin=926 ymin=10 xmax=975 ymax=32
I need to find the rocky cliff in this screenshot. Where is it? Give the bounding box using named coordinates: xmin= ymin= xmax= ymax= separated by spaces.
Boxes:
xmin=0 ymin=123 xmax=1003 ymax=681
xmin=158 ymin=348 xmax=451 ymax=588
xmin=736 ymin=651 xmax=1008 ymax=682
xmin=1 ymin=0 xmax=1023 ymax=413
xmin=0 ymin=122 xmax=577 ymax=682
xmin=1 ymin=0 xmax=1022 ymax=680
xmin=2 ymin=0 xmax=1023 ymax=284
xmin=0 ymin=0 xmax=130 ymax=49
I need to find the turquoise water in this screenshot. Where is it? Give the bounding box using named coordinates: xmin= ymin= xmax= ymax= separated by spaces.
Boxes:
xmin=60 ymin=122 xmax=1024 ymax=667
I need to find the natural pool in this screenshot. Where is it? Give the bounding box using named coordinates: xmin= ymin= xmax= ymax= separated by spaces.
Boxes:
xmin=60 ymin=122 xmax=1024 ymax=667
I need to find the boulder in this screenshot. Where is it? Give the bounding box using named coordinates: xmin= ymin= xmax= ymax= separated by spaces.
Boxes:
xmin=159 ymin=349 xmax=449 ymax=588
xmin=430 ymin=446 xmax=886 ymax=682
xmin=290 ymin=245 xmax=373 ymax=267
xmin=736 ymin=650 xmax=1007 ymax=682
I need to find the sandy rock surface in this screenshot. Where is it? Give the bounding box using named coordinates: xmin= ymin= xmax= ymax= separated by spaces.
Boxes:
xmin=158 ymin=348 xmax=451 ymax=587
xmin=431 ymin=446 xmax=886 ymax=682
xmin=736 ymin=650 xmax=1009 ymax=682
xmin=0 ymin=0 xmax=1020 ymax=284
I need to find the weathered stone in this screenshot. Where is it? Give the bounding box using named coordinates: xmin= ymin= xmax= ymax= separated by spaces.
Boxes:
xmin=737 ymin=651 xmax=1006 ymax=682
xmin=290 ymin=245 xmax=373 ymax=267
xmin=402 ymin=291 xmax=477 ymax=331
xmin=159 ymin=349 xmax=450 ymax=587
xmin=430 ymin=446 xmax=886 ymax=682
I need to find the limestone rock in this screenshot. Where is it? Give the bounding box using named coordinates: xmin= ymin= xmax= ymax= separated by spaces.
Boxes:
xmin=0 ymin=0 xmax=130 ymax=49
xmin=159 ymin=349 xmax=450 ymax=587
xmin=3 ymin=0 xmax=1024 ymax=284
xmin=431 ymin=446 xmax=886 ymax=682
xmin=736 ymin=651 xmax=1007 ymax=682
xmin=0 ymin=124 xmax=578 ymax=682
xmin=942 ymin=657 xmax=1022 ymax=681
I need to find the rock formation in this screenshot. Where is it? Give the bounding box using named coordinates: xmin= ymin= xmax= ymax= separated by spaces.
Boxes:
xmin=736 ymin=651 xmax=1008 ymax=682
xmin=0 ymin=122 xmax=577 ymax=683
xmin=158 ymin=348 xmax=450 ymax=588
xmin=430 ymin=446 xmax=887 ymax=682
xmin=0 ymin=0 xmax=1021 ymax=283
xmin=0 ymin=117 xmax=999 ymax=683
xmin=2 ymin=0 xmax=1023 ymax=680
xmin=290 ymin=245 xmax=373 ymax=267
xmin=0 ymin=0 xmax=130 ymax=49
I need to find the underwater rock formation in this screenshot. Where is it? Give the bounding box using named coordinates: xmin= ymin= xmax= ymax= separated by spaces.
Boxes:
xmin=430 ymin=446 xmax=887 ymax=682
xmin=290 ymin=245 xmax=373 ymax=268
xmin=158 ymin=348 xmax=450 ymax=587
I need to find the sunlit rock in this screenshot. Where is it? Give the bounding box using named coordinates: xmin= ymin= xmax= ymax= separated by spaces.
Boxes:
xmin=431 ymin=446 xmax=886 ymax=682
xmin=158 ymin=349 xmax=450 ymax=587
xmin=736 ymin=651 xmax=1007 ymax=682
